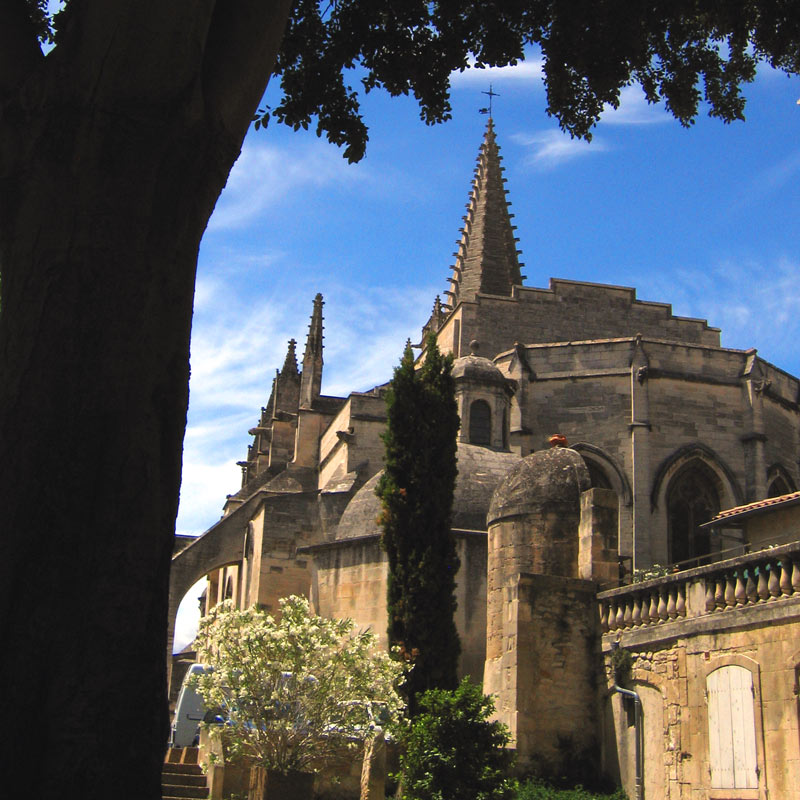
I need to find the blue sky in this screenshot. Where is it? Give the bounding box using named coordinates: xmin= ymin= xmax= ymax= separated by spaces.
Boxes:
xmin=173 ymin=57 xmax=800 ymax=648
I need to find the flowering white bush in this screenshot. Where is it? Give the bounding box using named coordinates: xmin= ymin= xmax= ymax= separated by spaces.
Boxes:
xmin=191 ymin=596 xmax=405 ymax=773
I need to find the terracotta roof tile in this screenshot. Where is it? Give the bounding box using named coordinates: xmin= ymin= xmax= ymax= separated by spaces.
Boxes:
xmin=707 ymin=491 xmax=800 ymax=524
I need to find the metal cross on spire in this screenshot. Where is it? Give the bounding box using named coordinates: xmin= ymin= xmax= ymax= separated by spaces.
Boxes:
xmin=479 ymin=84 xmax=500 ymax=118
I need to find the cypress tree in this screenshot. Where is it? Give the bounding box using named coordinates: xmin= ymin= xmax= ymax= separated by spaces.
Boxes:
xmin=376 ymin=333 xmax=461 ymax=714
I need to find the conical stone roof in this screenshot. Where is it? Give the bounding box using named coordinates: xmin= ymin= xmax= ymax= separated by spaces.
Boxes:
xmin=444 ymin=118 xmax=524 ymax=308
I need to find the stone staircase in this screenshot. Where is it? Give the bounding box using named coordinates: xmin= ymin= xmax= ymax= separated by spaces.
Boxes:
xmin=163 ymin=747 xmax=209 ymax=800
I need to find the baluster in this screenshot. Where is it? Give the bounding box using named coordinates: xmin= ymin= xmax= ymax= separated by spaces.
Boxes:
xmin=640 ymin=593 xmax=651 ymax=625
xmin=734 ymin=573 xmax=747 ymax=606
xmin=599 ymin=602 xmax=609 ymax=633
xmin=780 ymin=561 xmax=792 ymax=597
xmin=657 ymin=590 xmax=668 ymax=622
xmin=724 ymin=574 xmax=736 ymax=608
xmin=793 ymin=561 xmax=800 ymax=595
xmin=714 ymin=578 xmax=726 ymax=611
xmin=667 ymin=587 xmax=678 ymax=619
xmin=632 ymin=595 xmax=642 ymax=626
xmin=623 ymin=598 xmax=633 ymax=628
xmin=676 ymin=585 xmax=686 ymax=618
xmin=649 ymin=592 xmax=659 ymax=624
xmin=768 ymin=564 xmax=780 ymax=599
xmin=745 ymin=571 xmax=758 ymax=605
xmin=757 ymin=568 xmax=770 ymax=602
xmin=606 ymin=601 xmax=616 ymax=631
xmin=704 ymin=580 xmax=716 ymax=613
xmin=615 ymin=601 xmax=626 ymax=630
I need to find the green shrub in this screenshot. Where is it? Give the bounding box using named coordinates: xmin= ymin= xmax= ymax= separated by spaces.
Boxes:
xmin=513 ymin=778 xmax=627 ymax=800
xmin=397 ymin=678 xmax=513 ymax=800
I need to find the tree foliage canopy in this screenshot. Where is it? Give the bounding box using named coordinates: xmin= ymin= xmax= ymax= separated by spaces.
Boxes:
xmin=19 ymin=2 xmax=800 ymax=162
xmin=377 ymin=335 xmax=461 ymax=713
xmin=192 ymin=596 xmax=404 ymax=773
xmin=269 ymin=0 xmax=800 ymax=160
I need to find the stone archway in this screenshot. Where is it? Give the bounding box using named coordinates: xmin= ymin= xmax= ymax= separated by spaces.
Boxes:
xmin=167 ymin=496 xmax=261 ymax=677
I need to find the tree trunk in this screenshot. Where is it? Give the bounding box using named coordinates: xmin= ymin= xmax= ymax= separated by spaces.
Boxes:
xmin=0 ymin=2 xmax=292 ymax=797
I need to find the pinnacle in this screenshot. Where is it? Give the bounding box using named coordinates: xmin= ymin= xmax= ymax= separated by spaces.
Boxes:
xmin=281 ymin=339 xmax=299 ymax=375
xmin=444 ymin=118 xmax=524 ymax=306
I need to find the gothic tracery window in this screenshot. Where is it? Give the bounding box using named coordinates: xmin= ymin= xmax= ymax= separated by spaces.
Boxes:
xmin=767 ymin=474 xmax=791 ymax=498
xmin=667 ymin=461 xmax=720 ymax=566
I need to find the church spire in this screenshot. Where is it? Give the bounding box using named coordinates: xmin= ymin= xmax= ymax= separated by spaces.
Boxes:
xmin=300 ymin=293 xmax=324 ymax=408
xmin=443 ymin=118 xmax=524 ymax=309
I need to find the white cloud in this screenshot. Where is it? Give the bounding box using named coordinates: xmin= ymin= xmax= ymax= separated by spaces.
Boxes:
xmin=599 ymin=85 xmax=671 ymax=126
xmin=513 ymin=129 xmax=605 ymax=169
xmin=750 ymin=149 xmax=800 ymax=197
xmin=176 ymin=278 xmax=437 ymax=537
xmin=640 ymin=256 xmax=800 ymax=370
xmin=208 ymin=139 xmax=365 ymax=232
xmin=451 ymin=59 xmax=544 ymax=88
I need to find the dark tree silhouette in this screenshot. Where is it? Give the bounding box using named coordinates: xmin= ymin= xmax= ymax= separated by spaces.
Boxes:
xmin=1 ymin=1 xmax=798 ymax=796
xmin=377 ymin=335 xmax=460 ymax=714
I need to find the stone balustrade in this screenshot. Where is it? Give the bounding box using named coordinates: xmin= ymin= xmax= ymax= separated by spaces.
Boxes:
xmin=598 ymin=540 xmax=800 ymax=634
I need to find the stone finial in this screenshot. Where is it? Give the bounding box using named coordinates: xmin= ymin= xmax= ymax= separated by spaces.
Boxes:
xmin=281 ymin=338 xmax=299 ymax=375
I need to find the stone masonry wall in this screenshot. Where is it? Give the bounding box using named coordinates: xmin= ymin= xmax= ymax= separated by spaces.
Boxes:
xmin=497 ymin=572 xmax=601 ymax=779
xmin=445 ymin=280 xmax=720 ymax=362
xmin=601 ymin=585 xmax=800 ymax=800
xmin=307 ymin=532 xmax=488 ymax=680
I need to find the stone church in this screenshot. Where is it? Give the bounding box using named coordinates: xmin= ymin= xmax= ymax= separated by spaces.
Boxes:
xmin=170 ymin=120 xmax=800 ymax=799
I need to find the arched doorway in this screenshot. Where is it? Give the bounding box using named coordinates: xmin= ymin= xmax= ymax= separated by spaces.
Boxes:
xmin=666 ymin=461 xmax=721 ymax=566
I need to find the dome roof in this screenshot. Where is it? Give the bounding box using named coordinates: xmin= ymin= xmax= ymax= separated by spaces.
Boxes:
xmin=336 ymin=442 xmax=521 ymax=540
xmin=451 ymin=353 xmax=507 ymax=387
xmin=488 ymin=447 xmax=590 ymax=526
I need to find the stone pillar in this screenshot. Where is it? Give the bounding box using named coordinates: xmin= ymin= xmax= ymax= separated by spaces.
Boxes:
xmin=578 ymin=487 xmax=619 ymax=587
xmin=741 ymin=350 xmax=768 ymax=501
xmin=498 ymin=573 xmax=601 ymax=777
xmin=630 ymin=335 xmax=651 ymax=571
xmin=293 ymin=408 xmax=323 ymax=467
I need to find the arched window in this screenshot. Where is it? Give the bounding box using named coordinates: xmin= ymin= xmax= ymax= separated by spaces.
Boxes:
xmin=667 ymin=461 xmax=720 ymax=566
xmin=469 ymin=400 xmax=491 ymax=446
xmin=585 ymin=460 xmax=613 ymax=490
xmin=768 ymin=474 xmax=792 ymax=498
xmin=707 ymin=666 xmax=758 ymax=789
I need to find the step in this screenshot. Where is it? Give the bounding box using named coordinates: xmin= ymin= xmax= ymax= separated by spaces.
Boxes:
xmin=160 ymin=784 xmax=209 ymax=799
xmin=163 ymin=763 xmax=204 ymax=777
xmin=162 ymin=772 xmax=207 ymax=788
xmin=165 ymin=746 xmax=200 ymax=765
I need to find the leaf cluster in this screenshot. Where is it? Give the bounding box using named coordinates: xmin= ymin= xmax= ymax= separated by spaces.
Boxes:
xmin=513 ymin=779 xmax=627 ymax=800
xmin=261 ymin=0 xmax=800 ymax=161
xmin=397 ymin=678 xmax=514 ymax=800
xmin=23 ymin=2 xmax=800 ymax=162
xmin=191 ymin=596 xmax=404 ymax=774
xmin=377 ymin=335 xmax=461 ymax=713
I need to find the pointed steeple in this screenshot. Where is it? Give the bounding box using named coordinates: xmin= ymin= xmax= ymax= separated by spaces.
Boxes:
xmin=281 ymin=338 xmax=299 ymax=376
xmin=300 ymin=294 xmax=324 ymax=408
xmin=443 ymin=118 xmax=524 ymax=309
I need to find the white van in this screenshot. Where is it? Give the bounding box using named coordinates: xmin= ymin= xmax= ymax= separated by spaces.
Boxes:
xmin=170 ymin=664 xmax=211 ymax=747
